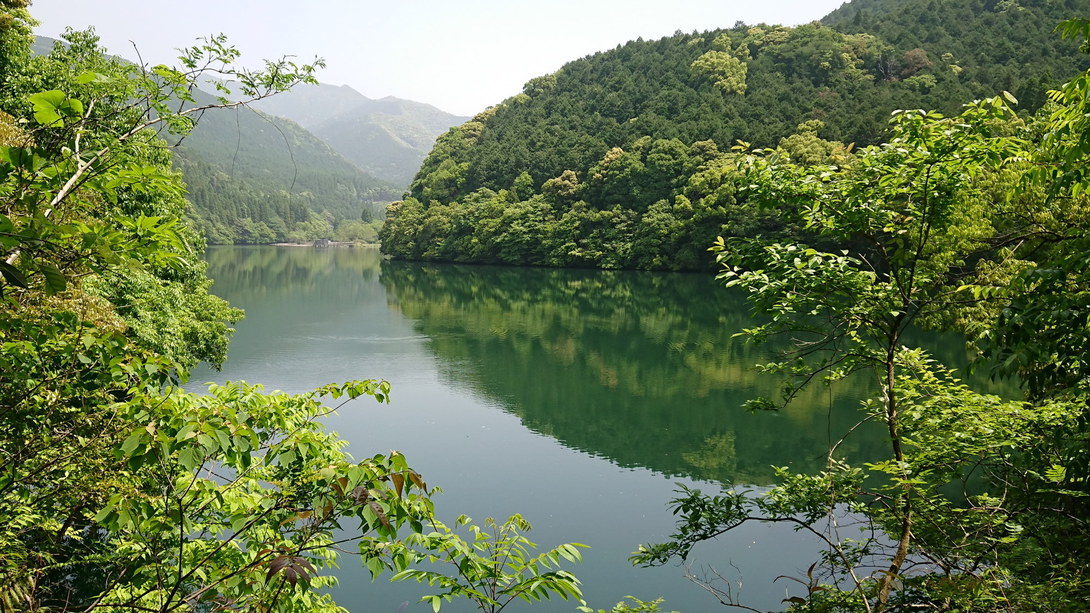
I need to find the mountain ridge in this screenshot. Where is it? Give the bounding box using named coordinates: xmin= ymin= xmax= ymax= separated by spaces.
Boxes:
xmin=249 ymin=82 xmax=469 ymax=186
xmin=168 ymin=83 xmax=402 ymax=244
xmin=31 ymin=35 xmax=403 ymax=244
xmin=379 ymin=0 xmax=1090 ymax=270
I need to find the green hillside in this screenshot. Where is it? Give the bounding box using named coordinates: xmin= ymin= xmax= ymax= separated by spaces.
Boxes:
xmin=822 ymin=0 xmax=1085 ymax=111
xmin=250 ymin=83 xmax=469 ymax=187
xmin=380 ymin=0 xmax=1090 ymax=270
xmin=168 ymin=86 xmax=401 ymax=244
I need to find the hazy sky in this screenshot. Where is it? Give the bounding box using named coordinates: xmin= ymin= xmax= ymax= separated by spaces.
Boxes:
xmin=31 ymin=0 xmax=849 ymax=117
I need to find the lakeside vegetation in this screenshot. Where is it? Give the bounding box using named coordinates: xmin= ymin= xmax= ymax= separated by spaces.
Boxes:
xmin=2 ymin=0 xmax=1090 ymax=611
xmin=381 ymin=0 xmax=1090 ymax=271
xmin=630 ymin=73 xmax=1090 ymax=608
xmin=0 ymin=7 xmax=531 ymax=612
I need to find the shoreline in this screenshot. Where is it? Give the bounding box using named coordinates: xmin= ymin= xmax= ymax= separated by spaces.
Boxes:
xmin=267 ymin=241 xmax=380 ymax=248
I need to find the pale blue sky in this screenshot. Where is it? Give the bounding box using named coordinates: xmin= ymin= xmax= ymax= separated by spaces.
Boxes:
xmin=32 ymin=0 xmax=849 ymax=116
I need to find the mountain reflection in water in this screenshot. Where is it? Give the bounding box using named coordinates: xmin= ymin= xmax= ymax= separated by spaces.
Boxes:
xmin=194 ymin=245 xmax=1012 ymax=612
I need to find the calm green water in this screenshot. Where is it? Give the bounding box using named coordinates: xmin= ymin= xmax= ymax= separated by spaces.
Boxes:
xmin=191 ymin=245 xmax=997 ymax=612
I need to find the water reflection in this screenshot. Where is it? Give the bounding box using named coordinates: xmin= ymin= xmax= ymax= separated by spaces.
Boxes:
xmin=380 ymin=261 xmax=900 ymax=485
xmin=203 ymin=243 xmax=383 ymax=302
xmin=198 ymin=246 xmax=1014 ymax=612
xmin=201 ymin=247 xmax=1002 ymax=487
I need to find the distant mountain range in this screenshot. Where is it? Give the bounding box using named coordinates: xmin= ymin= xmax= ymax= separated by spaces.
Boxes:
xmin=32 ymin=35 xmax=467 ymax=243
xmin=250 ymin=83 xmax=470 ymax=186
xmin=168 ymin=80 xmax=466 ymax=243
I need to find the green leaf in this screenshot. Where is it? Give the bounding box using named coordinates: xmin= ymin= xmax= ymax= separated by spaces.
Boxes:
xmin=178 ymin=447 xmax=203 ymax=471
xmin=0 ymin=261 xmax=28 ymax=289
xmin=37 ymin=262 xmax=67 ymax=294
xmin=1045 ymin=464 xmax=1067 ymax=484
xmin=213 ymin=428 xmax=231 ymax=452
xmin=120 ymin=431 xmax=145 ymax=457
xmin=230 ymin=514 xmax=249 ymax=532
xmin=76 ymin=71 xmax=104 ymax=84
xmin=0 ymin=146 xmax=46 ymax=172
xmin=365 ymin=555 xmax=385 ymax=579
xmin=93 ymin=508 xmax=117 ymax=527
xmin=175 ymin=424 xmax=197 ymax=442
xmin=29 ymin=90 xmax=68 ymax=127
xmin=28 ymin=90 xmax=85 ymax=128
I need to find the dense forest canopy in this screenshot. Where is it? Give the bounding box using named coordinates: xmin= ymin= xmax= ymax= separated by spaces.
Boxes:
xmin=625 ymin=13 xmax=1090 ymax=611
xmin=381 ymin=0 xmax=1090 ymax=271
xmin=382 ymin=5 xmax=1090 ymax=608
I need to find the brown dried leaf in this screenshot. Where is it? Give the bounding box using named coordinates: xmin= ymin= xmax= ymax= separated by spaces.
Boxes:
xmin=368 ymin=501 xmax=391 ymax=528
xmin=350 ymin=486 xmax=369 ymax=505
xmin=332 ymin=476 xmax=349 ymax=496
xmin=266 ymin=555 xmax=316 ymax=587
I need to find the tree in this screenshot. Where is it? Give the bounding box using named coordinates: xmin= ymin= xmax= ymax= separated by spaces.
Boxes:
xmin=0 ymin=0 xmax=32 ymax=102
xmin=380 ymin=10 xmax=1090 ymax=272
xmin=634 ymin=56 xmax=1090 ymax=609
xmin=0 ymin=25 xmax=443 ymax=612
xmin=393 ymin=514 xmax=585 ymax=613
xmin=690 ymin=34 xmax=749 ymax=96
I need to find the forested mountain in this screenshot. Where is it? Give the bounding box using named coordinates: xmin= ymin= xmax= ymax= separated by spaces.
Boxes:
xmin=32 ymin=36 xmax=401 ymax=245
xmin=8 ymin=4 xmax=1090 ymax=609
xmin=250 ymin=83 xmax=469 ymax=186
xmin=381 ymin=0 xmax=1090 ymax=270
xmin=29 ymin=33 xmax=50 ymax=55
xmin=168 ymin=86 xmax=402 ymax=244
xmin=822 ymin=0 xmax=1085 ymax=111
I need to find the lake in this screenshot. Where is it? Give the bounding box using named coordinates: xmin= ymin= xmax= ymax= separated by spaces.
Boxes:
xmin=190 ymin=245 xmax=995 ymax=612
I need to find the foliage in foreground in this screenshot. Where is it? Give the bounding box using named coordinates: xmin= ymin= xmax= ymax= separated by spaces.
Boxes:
xmin=0 ymin=13 xmax=422 ymax=610
xmin=393 ymin=514 xmax=586 ymax=612
xmin=0 ymin=11 xmax=593 ymax=613
xmin=0 ymin=7 xmax=603 ymax=610
xmin=634 ymin=18 xmax=1090 ymax=613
